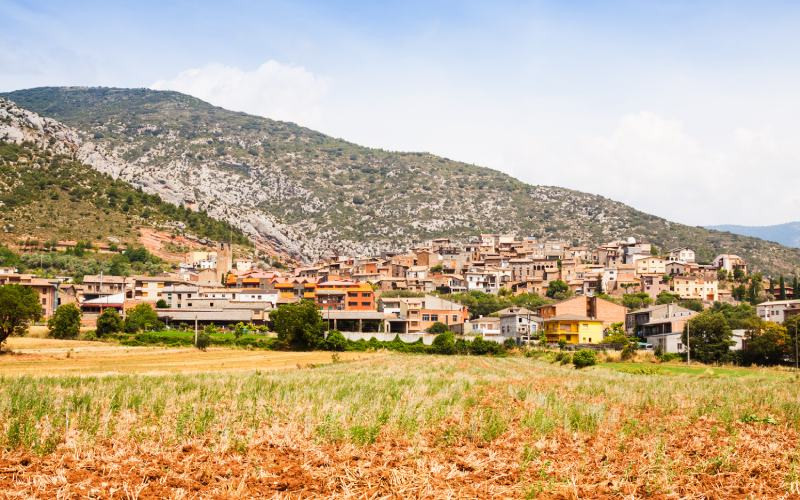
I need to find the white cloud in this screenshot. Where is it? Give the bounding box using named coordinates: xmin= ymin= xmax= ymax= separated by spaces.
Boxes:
xmin=151 ymin=60 xmax=329 ymax=127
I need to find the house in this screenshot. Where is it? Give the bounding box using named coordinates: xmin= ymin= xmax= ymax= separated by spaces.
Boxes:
xmin=668 ymin=247 xmax=696 ymax=263
xmin=126 ymin=274 xmax=191 ymax=303
xmin=542 ymin=315 xmax=605 ymax=344
xmin=382 ymin=295 xmax=468 ymax=333
xmin=497 ymin=307 xmax=542 ymax=343
xmin=634 ymin=257 xmax=666 ymax=276
xmin=536 ymin=295 xmax=626 ymax=329
xmin=81 ymin=274 xmax=129 ymax=301
xmin=756 ymin=299 xmax=800 ymax=324
xmin=464 ymin=316 xmax=501 ymax=338
xmin=672 ymin=275 xmax=718 ymax=302
xmin=713 ymin=254 xmax=747 ymax=275
xmin=0 ymin=272 xmax=60 ymax=318
xmin=315 ymin=280 xmax=375 ymax=311
xmin=640 ymin=275 xmax=671 ymax=300
xmin=649 ymin=327 xmax=745 ymax=354
xmin=626 ymin=303 xmax=696 ymax=337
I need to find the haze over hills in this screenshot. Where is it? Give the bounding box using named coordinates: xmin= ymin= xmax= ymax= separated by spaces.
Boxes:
xmin=706 ymin=222 xmax=800 ymax=249
xmin=3 ymin=86 xmax=800 ymax=276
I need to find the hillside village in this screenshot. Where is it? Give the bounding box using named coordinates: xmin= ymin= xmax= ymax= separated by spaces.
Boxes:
xmin=3 ymin=232 xmax=798 ymax=354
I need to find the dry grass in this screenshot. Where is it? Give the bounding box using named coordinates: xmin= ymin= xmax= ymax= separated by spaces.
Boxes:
xmin=1 ymin=353 xmax=799 ymax=497
xmin=0 ymin=338 xmax=375 ymax=376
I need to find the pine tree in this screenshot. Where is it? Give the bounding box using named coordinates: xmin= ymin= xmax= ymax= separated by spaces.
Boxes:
xmin=779 ymin=275 xmax=787 ymax=300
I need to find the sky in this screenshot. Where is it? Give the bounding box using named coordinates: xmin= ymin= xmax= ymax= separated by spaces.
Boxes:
xmin=2 ymin=0 xmax=799 ymax=227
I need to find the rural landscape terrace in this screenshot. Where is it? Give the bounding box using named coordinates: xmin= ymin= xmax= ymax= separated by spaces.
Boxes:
xmin=3 ymin=2 xmax=800 ymax=497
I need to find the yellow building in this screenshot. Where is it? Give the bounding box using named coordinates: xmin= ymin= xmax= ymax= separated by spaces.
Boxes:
xmin=543 ymin=314 xmax=605 ymax=344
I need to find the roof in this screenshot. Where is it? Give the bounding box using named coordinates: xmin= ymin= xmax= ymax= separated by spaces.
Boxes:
xmin=496 ymin=306 xmax=537 ymax=317
xmin=82 ymin=293 xmax=125 ymax=305
xmin=758 ymin=299 xmax=800 ymax=307
xmin=82 ymin=275 xmax=127 ymax=284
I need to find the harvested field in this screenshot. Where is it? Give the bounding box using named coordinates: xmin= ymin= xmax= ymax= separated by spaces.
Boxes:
xmin=0 ymin=338 xmax=374 ymax=376
xmin=1 ymin=354 xmax=800 ymax=498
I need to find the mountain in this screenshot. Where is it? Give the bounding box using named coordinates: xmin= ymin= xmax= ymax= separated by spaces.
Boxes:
xmin=0 ymin=97 xmax=250 ymax=252
xmin=3 ymin=86 xmax=800 ymax=276
xmin=706 ymin=222 xmax=800 ymax=249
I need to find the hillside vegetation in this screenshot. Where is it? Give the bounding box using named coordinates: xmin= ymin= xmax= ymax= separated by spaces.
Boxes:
xmin=0 ymin=141 xmax=249 ymax=248
xmin=4 ymin=87 xmax=800 ymax=275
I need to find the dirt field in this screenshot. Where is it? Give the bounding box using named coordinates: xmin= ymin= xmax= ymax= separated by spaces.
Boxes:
xmin=1 ymin=353 xmax=799 ymax=497
xmin=0 ymin=337 xmax=374 ymax=375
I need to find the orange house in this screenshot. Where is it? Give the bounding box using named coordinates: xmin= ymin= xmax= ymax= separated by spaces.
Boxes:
xmin=315 ymin=280 xmax=375 ymax=311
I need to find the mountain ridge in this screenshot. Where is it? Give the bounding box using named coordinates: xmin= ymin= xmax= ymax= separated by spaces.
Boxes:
xmin=706 ymin=222 xmax=800 ymax=249
xmin=3 ymin=86 xmax=800 ymax=276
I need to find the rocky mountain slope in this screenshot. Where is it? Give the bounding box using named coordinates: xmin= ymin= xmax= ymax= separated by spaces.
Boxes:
xmin=707 ymin=222 xmax=800 ymax=249
xmin=3 ymin=87 xmax=800 ymax=276
xmin=0 ymin=97 xmax=250 ymax=249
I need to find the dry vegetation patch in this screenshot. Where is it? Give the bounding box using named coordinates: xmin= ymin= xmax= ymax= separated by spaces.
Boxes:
xmin=1 ymin=355 xmax=799 ymax=497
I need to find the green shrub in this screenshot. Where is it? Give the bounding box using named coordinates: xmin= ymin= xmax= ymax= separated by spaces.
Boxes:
xmin=48 ymin=304 xmax=81 ymax=339
xmin=96 ymin=308 xmax=123 ymax=336
xmin=572 ymin=349 xmax=598 ymax=369
xmin=431 ymin=331 xmax=456 ymax=354
xmin=325 ymin=330 xmax=347 ymax=351
xmin=195 ymin=331 xmax=211 ymax=351
xmin=427 ymin=322 xmax=449 ymax=334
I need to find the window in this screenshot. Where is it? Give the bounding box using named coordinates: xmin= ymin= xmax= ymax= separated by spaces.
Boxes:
xmin=362 ymin=302 xmax=370 ymax=307
xmin=187 ymin=303 xmax=192 ymax=307
xmin=453 ymin=315 xmax=458 ymax=322
xmin=210 ymin=302 xmax=214 ymax=307
xmin=348 ymin=301 xmax=358 ymax=307
xmin=430 ymin=314 xmax=439 ymax=321
xmin=519 ymin=317 xmax=523 ymax=323
xmin=362 ymin=292 xmax=371 ymax=298
xmin=422 ymin=314 xmax=430 ymax=321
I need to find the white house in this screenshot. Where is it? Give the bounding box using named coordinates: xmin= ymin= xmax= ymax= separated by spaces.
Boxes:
xmin=757 ymin=299 xmax=800 ymax=324
xmin=668 ymin=248 xmax=696 ymax=264
xmin=498 ymin=306 xmax=541 ymax=343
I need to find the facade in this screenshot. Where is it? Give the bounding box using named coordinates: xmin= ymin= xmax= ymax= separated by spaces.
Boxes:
xmin=0 ymin=272 xmax=60 ymax=318
xmin=626 ymin=304 xmax=696 ymax=337
xmin=382 ymin=295 xmax=468 ymax=333
xmin=668 ymin=248 xmax=696 ymax=263
xmin=634 ymin=257 xmax=666 ymax=276
xmin=497 ymin=307 xmax=541 ymax=342
xmin=671 ymin=276 xmax=718 ymax=302
xmin=756 ymin=299 xmax=800 ymax=324
xmin=542 ymin=315 xmax=605 ymax=344
xmin=537 ymin=295 xmax=626 ymax=329
xmin=713 ymin=254 xmax=747 ymax=275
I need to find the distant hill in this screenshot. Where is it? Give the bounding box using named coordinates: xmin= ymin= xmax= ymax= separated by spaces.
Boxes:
xmin=706 ymin=222 xmax=800 ymax=249
xmin=3 ymin=86 xmax=800 ymax=276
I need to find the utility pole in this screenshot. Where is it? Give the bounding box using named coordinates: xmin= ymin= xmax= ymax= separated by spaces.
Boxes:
xmin=686 ymin=319 xmax=690 ymax=365
xmin=194 ymin=314 xmax=198 ymax=346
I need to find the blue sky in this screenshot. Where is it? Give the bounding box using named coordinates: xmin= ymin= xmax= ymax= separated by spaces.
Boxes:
xmin=2 ymin=0 xmax=800 ymax=226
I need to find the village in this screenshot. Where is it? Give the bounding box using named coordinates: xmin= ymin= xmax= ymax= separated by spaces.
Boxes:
xmin=3 ymin=233 xmax=797 ymax=354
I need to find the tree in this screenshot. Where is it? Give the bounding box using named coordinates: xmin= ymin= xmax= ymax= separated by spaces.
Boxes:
xmin=709 ymin=302 xmax=759 ymax=330
xmin=622 ymin=292 xmax=653 ymax=310
xmin=123 ymin=303 xmax=161 ymax=333
xmin=733 ymin=268 xmax=746 ymax=282
xmin=0 ymin=245 xmax=20 ymax=268
xmin=48 ymin=304 xmax=81 ymax=339
xmin=572 ymin=349 xmax=598 ymax=369
xmin=429 ymin=264 xmax=443 ymax=273
xmin=195 ymin=330 xmax=211 ymax=350
xmin=0 ymin=285 xmax=41 ymax=348
xmin=96 ymin=308 xmax=123 ymax=336
xmin=678 ymin=299 xmax=704 ymax=312
xmin=546 ymin=280 xmax=569 ymax=299
xmin=155 ymin=299 xmax=168 ymax=309
xmin=233 ymin=322 xmax=248 ymax=339
xmin=683 ymin=311 xmax=734 ymax=364
xmin=271 ymin=300 xmax=325 ymax=350
xmin=427 ymin=321 xmax=449 ymax=334
xmin=793 ymin=275 xmax=799 ymax=298
xmin=325 ymin=330 xmax=347 ymax=351
xmin=431 ymin=331 xmax=456 ymax=354
xmin=742 ymin=322 xmax=789 ymax=366
xmin=601 ymin=322 xmax=632 ymax=347
xmin=655 ymin=291 xmax=681 ymax=305
xmin=779 ymin=276 xmax=787 ymax=300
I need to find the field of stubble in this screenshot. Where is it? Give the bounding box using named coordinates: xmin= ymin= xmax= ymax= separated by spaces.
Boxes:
xmin=1 ymin=347 xmax=799 ymax=498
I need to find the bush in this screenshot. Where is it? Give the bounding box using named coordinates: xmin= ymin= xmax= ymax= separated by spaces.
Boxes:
xmin=195 ymin=331 xmax=211 ymax=350
xmin=155 ymin=299 xmax=168 ymax=309
xmin=572 ymin=349 xmax=598 ymax=369
xmin=48 ymin=303 xmax=81 ymax=339
xmin=503 ymin=337 xmax=518 ymax=350
xmin=431 ymin=331 xmax=456 ymax=354
xmin=554 ymin=351 xmax=572 ymax=364
xmin=325 ymin=330 xmax=347 ymax=351
xmin=621 ymin=343 xmax=637 ymax=361
xmin=427 ymin=322 xmax=449 ymax=334
xmin=96 ymin=308 xmax=123 ymax=336
xmin=233 ymin=322 xmax=249 ymax=339
xmin=271 ymin=301 xmax=325 ymax=350
xmin=124 ymin=303 xmax=161 ymax=333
